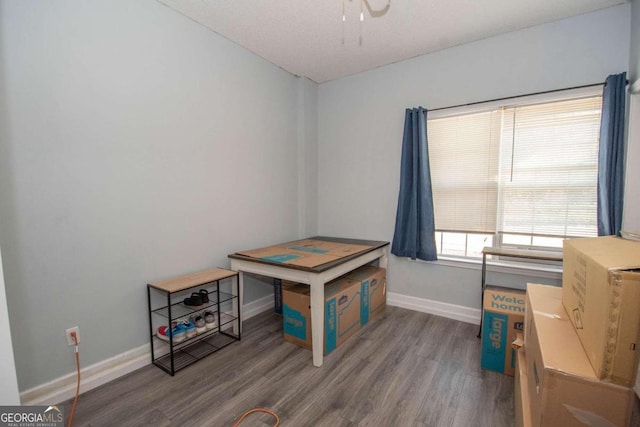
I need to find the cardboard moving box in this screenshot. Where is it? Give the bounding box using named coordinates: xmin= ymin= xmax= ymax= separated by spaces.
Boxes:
xmin=562 ymin=236 xmax=640 ymax=386
xmin=514 ymin=334 xmax=531 ymax=427
xmin=282 ymin=277 xmax=363 ymax=354
xmin=481 ymin=287 xmax=525 ymax=376
xmin=526 ymin=284 xmax=634 ymax=427
xmin=345 ymin=265 xmax=387 ymax=323
xmin=282 ymin=284 xmax=312 ymax=349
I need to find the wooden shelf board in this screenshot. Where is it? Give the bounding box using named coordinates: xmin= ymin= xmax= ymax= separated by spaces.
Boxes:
xmin=149 ymin=267 xmax=237 ymax=293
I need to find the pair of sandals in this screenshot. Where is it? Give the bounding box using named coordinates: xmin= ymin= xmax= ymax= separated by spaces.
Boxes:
xmin=184 ymin=289 xmax=210 ymax=307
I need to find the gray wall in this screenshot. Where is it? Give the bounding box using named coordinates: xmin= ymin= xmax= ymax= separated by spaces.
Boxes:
xmin=317 ymin=5 xmax=631 ymax=309
xmin=0 ymin=3 xmax=19 ymax=405
xmin=0 ymin=0 xmax=301 ymax=390
xmin=0 ymin=249 xmax=20 ymax=404
xmin=297 ymin=77 xmax=319 ymax=237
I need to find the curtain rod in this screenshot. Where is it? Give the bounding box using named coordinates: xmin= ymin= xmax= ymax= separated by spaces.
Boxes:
xmin=425 ymin=81 xmax=628 ymax=113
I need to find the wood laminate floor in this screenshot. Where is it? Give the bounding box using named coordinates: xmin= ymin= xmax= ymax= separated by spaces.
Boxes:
xmin=60 ymin=306 xmax=520 ymax=426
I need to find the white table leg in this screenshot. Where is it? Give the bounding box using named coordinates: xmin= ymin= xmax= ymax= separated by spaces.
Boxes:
xmin=379 ymin=246 xmax=389 ymax=269
xmin=310 ymin=275 xmax=325 ymax=367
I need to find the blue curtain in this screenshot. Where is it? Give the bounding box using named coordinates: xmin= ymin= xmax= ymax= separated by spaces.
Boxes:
xmin=597 ymin=72 xmax=627 ymax=236
xmin=391 ymin=107 xmax=437 ymax=261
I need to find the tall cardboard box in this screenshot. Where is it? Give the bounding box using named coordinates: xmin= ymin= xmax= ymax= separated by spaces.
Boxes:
xmin=514 ymin=335 xmax=532 ymax=427
xmin=282 ymin=277 xmax=363 ymax=354
xmin=345 ymin=265 xmax=387 ymax=323
xmin=480 ymin=287 xmax=525 ymax=376
xmin=282 ymin=284 xmax=312 ymax=349
xmin=562 ymin=236 xmax=640 ymax=386
xmin=526 ymin=284 xmax=634 ymax=427
xmin=324 ymin=277 xmax=363 ymax=353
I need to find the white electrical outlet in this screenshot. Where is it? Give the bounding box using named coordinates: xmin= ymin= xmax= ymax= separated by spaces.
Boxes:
xmin=65 ymin=326 xmax=80 ymax=346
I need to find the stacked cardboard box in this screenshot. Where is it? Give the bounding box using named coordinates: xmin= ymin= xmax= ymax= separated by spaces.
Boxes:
xmin=561 ymin=236 xmax=640 ymax=386
xmin=513 ymin=333 xmax=531 ymax=427
xmin=282 ymin=266 xmax=386 ymax=354
xmin=514 ymin=237 xmax=640 ymax=426
xmin=520 ymin=284 xmax=634 ymax=426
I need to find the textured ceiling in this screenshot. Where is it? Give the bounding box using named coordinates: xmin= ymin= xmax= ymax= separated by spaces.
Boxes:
xmin=157 ymin=0 xmax=628 ymax=83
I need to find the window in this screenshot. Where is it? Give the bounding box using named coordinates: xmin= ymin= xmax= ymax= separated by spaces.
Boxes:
xmin=427 ymin=89 xmax=602 ymax=259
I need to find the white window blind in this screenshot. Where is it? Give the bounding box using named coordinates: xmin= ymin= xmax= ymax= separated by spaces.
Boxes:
xmin=428 ymin=111 xmax=501 ymax=233
xmin=498 ymin=97 xmax=602 ymax=238
xmin=427 ymin=92 xmax=602 ymax=241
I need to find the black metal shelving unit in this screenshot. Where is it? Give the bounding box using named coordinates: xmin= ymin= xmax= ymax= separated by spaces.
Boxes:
xmin=147 ymin=268 xmax=241 ymax=376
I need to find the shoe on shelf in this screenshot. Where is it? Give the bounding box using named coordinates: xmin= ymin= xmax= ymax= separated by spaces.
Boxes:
xmin=190 ymin=314 xmax=206 ymax=334
xmin=203 ymin=310 xmax=217 ymax=330
xmin=184 ymin=292 xmax=203 ymax=307
xmin=176 ymin=319 xmax=197 ymax=338
xmin=157 ymin=323 xmax=186 ymax=343
xmin=199 ymin=289 xmax=210 ymax=304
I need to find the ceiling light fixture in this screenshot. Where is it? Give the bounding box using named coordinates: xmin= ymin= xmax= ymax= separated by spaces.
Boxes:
xmin=363 ymin=0 xmax=391 ymax=18
xmin=342 ymin=0 xmax=391 ymax=45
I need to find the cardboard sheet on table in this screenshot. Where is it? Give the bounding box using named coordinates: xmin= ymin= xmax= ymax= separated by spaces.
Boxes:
xmin=282 ymin=239 xmax=372 ymax=257
xmin=281 ymin=239 xmax=343 ymax=252
xmin=236 ymin=239 xmax=373 ymax=268
xmin=235 ymin=246 xmax=340 ymax=267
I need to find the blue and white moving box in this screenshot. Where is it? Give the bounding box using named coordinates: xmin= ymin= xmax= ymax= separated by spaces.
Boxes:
xmin=282 ymin=284 xmax=311 ymax=349
xmin=282 ymin=277 xmax=363 ymax=354
xmin=481 ymin=287 xmax=525 ymax=376
xmin=345 ymin=266 xmax=386 ymax=324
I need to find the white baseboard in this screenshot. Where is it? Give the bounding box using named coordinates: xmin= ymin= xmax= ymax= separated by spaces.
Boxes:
xmin=241 ymin=294 xmax=274 ymax=320
xmin=20 ymin=296 xmax=274 ymax=406
xmin=387 ymin=292 xmax=481 ymax=325
xmin=20 ymin=344 xmax=150 ymax=406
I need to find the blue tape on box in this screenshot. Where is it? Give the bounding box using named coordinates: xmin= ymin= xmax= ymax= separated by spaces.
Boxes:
xmin=360 ymin=281 xmax=370 ymax=325
xmin=283 ymin=304 xmax=307 ymax=340
xmin=325 ymin=299 xmax=337 ymax=353
xmin=481 ymin=311 xmax=509 ymax=373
